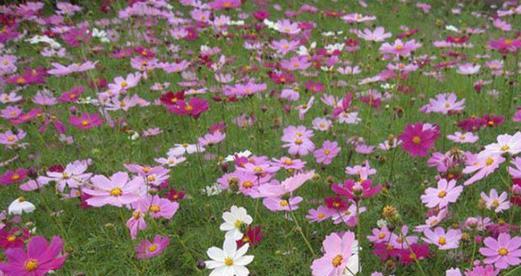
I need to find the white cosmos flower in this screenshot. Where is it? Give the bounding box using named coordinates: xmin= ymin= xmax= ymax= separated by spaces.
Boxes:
xmin=224 ymin=150 xmax=252 ymax=162
xmin=219 ymin=206 xmax=252 ymax=241
xmin=8 ymin=197 xmax=36 ymax=215
xmin=168 ymin=143 xmax=205 ymax=156
xmin=205 ymin=237 xmax=254 ymax=276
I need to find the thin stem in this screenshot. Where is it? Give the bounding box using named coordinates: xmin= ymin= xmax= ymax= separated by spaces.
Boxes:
xmin=289 ymin=211 xmax=315 ymax=256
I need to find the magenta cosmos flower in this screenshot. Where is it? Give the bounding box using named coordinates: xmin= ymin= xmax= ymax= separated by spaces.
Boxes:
xmin=82 ymin=172 xmax=144 ymax=207
xmin=69 ymin=112 xmax=103 ymax=130
xmin=135 ymin=235 xmax=170 ymax=259
xmin=332 ymin=179 xmax=381 ymax=201
xmin=399 ymin=122 xmax=439 ymax=157
xmin=479 ymin=233 xmax=521 ymax=269
xmin=420 ymin=178 xmax=463 ymax=209
xmin=0 ymin=235 xmax=67 ymax=275
xmin=167 ymin=97 xmax=209 ymax=119
xmin=311 ymin=231 xmax=358 ymax=276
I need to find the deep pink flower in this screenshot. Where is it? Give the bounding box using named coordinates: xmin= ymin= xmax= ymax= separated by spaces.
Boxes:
xmin=332 ymin=179 xmax=381 ymax=201
xmin=69 ymin=113 xmax=103 ymax=130
xmin=167 ymin=97 xmax=209 ymax=119
xmin=0 ymin=169 xmax=28 ymax=185
xmin=399 ymin=123 xmax=440 ymax=157
xmin=0 ymin=236 xmax=67 ymax=275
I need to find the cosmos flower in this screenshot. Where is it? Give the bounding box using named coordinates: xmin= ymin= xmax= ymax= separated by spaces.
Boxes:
xmin=219 ymin=206 xmax=253 ymax=241
xmin=82 ymin=172 xmax=144 ymax=207
xmin=135 ymin=235 xmax=170 ymax=259
xmin=0 ymin=236 xmax=67 ymax=275
xmin=399 ymin=122 xmax=440 ymax=157
xmin=205 ymin=237 xmax=254 ymax=276
xmin=479 ymin=233 xmax=521 ymax=269
xmin=69 ymin=113 xmax=103 ymax=130
xmin=420 ymin=178 xmax=463 ymax=208
xmin=311 ymin=231 xmax=359 ymax=276
xmin=422 ymin=227 xmax=461 ymax=250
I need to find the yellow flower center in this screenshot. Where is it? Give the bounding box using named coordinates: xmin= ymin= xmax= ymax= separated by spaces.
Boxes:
xmin=224 ymin=257 xmax=234 ymax=266
xmin=184 ymin=105 xmax=193 ymax=112
xmin=16 ymin=77 xmax=26 ymax=84
xmin=81 ymin=120 xmax=89 ymax=126
xmin=500 ymin=145 xmax=510 ymax=152
xmin=505 ymin=39 xmax=512 ymax=45
xmin=395 ymin=45 xmax=404 ymax=50
xmin=438 ymin=190 xmax=447 ymax=198
xmin=412 ymin=136 xmax=421 ymax=144
xmin=148 ymin=244 xmax=158 ymax=252
xmin=234 ymin=220 xmax=243 ymax=229
xmin=491 ymin=199 xmax=500 ymax=208
xmin=279 ymin=200 xmax=289 ymax=207
xmin=498 ymin=247 xmax=509 ymax=256
xmin=324 ymin=149 xmax=331 ymax=155
xmin=120 ymin=81 xmax=128 ymax=88
xmin=110 ymin=187 xmax=122 ymax=196
xmin=438 ymin=236 xmax=446 ymax=245
xmin=283 ymin=159 xmax=293 ymax=165
xmin=331 ymin=254 xmax=343 ymax=267
xmin=242 ymin=181 xmax=253 ymax=189
xmin=295 ymin=138 xmax=303 ymax=145
xmin=147 ymin=175 xmax=156 ymax=182
xmin=24 ymin=259 xmax=39 ymax=272
xmin=7 ymin=135 xmax=15 ymax=142
xmin=253 ymin=167 xmax=263 ymax=173
xmin=378 ymin=233 xmax=386 ymax=239
xmin=485 ymin=157 xmax=494 ymax=166
xmin=11 ymin=174 xmax=20 ymax=181
xmin=149 ymin=204 xmax=160 ymax=213
xmin=7 ymin=235 xmax=16 ymax=242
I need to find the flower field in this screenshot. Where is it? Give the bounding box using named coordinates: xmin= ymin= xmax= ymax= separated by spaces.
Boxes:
xmin=1 ymin=0 xmax=521 ymax=275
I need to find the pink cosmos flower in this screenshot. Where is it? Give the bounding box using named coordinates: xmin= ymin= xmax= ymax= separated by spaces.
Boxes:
xmin=0 ymin=235 xmax=67 ymax=275
xmin=379 ymin=39 xmax=422 ymax=57
xmin=133 ymin=195 xmax=179 ymax=219
xmin=479 ymin=233 xmax=521 ymax=269
xmin=306 ymin=206 xmax=335 ymax=222
xmin=83 ymin=172 xmax=144 ymax=207
xmin=342 ymin=13 xmax=376 ymax=23
xmin=108 ymin=73 xmax=141 ymax=95
xmin=47 ymin=61 xmax=97 ymax=76
xmin=135 ymin=235 xmax=170 ymax=259
xmin=69 ymin=113 xmax=103 ymax=130
xmin=263 ymin=196 xmax=303 ymax=212
xmin=480 ymin=189 xmax=510 ymax=213
xmin=271 ymin=156 xmax=306 ymax=171
xmin=257 ymin=170 xmax=315 ymax=198
xmin=422 ymin=227 xmax=462 ymax=250
xmin=367 ymin=226 xmax=391 ymax=243
xmin=126 ymin=208 xmax=147 ymax=240
xmin=275 ymin=19 xmax=301 ymax=34
xmin=0 ymin=129 xmax=26 ymax=146
xmin=456 ymin=63 xmax=480 ymax=75
xmin=399 ymin=122 xmax=440 ymax=157
xmin=420 ymin=178 xmax=463 ymax=208
xmin=37 ymin=160 xmax=92 ymax=192
xmin=463 ymin=153 xmax=505 ymax=185
xmin=311 ymin=231 xmax=358 ymax=276
xmin=420 ymin=93 xmax=465 ymax=114
xmin=280 ymin=56 xmax=311 ymax=71
xmin=447 ymin=131 xmax=479 ymax=144
xmin=209 ymin=0 xmax=241 ymax=10
xmin=314 ymin=140 xmax=341 ymax=165
xmin=355 ymin=26 xmax=391 ymax=42
xmin=281 ymin=125 xmax=315 ymax=156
